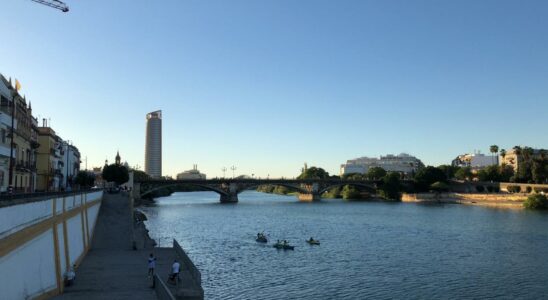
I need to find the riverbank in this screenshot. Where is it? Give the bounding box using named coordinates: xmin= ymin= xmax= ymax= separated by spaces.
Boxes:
xmin=55 ymin=193 xmax=157 ymax=300
xmin=402 ymin=192 xmax=527 ymax=209
xmin=134 ymin=195 xmax=205 ymax=300
xmin=55 ymin=193 xmax=203 ymax=300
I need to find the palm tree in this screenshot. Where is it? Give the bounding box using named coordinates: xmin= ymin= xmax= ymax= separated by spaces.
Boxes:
xmin=500 ymin=148 xmax=506 ymax=160
xmin=490 ymin=145 xmax=499 ymax=165
xmin=539 ymin=149 xmax=547 ymax=160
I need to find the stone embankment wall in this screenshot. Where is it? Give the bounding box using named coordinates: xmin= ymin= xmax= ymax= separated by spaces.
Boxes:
xmin=402 ymin=192 xmax=526 ymax=208
xmin=0 ymin=190 xmax=103 ymax=300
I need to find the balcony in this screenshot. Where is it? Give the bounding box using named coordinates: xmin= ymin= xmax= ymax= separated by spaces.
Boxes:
xmin=50 ymin=148 xmax=61 ymax=158
xmin=15 ymin=160 xmax=36 ymax=172
xmin=30 ymin=140 xmax=40 ymax=149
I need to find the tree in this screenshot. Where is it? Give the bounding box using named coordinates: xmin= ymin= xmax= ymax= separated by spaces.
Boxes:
xmin=342 ymin=173 xmax=365 ymax=180
xmin=499 ymin=165 xmax=514 ymax=182
xmin=297 ymin=167 xmax=329 ymax=179
xmin=379 ymin=172 xmax=402 ymax=201
xmin=75 ymin=171 xmax=95 ymax=187
xmin=430 ymin=181 xmax=450 ymax=192
xmin=500 ymin=148 xmax=507 ymax=161
xmin=341 ymin=185 xmax=361 ymax=199
xmin=102 ymin=164 xmax=129 ymax=185
xmin=490 ymin=145 xmax=499 ymax=165
xmin=523 ymin=193 xmax=548 ymax=210
xmin=323 ymin=186 xmax=342 ymax=198
xmin=366 ymin=167 xmax=387 ymax=180
xmin=455 ymin=167 xmax=473 ymax=181
xmin=414 ymin=166 xmax=447 ymax=192
xmin=477 ymin=165 xmax=501 ymax=182
xmin=438 ymin=165 xmax=459 ymax=180
xmin=132 ymin=170 xmax=150 ymax=181
xmin=532 ymin=158 xmax=548 ymax=184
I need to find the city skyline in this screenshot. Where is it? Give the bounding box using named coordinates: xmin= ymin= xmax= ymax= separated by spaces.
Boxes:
xmin=1 ymin=0 xmax=547 ymax=178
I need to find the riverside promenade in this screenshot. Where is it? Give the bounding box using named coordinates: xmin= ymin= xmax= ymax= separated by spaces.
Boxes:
xmin=54 ymin=193 xmax=203 ymax=300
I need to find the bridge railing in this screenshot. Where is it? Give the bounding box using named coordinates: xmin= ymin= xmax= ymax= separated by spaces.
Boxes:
xmin=153 ymin=274 xmax=176 ymax=300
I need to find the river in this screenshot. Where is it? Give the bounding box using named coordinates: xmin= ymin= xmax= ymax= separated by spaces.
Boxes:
xmin=140 ymin=191 xmax=548 ymax=299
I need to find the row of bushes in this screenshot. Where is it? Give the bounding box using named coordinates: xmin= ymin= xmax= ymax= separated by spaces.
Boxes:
xmin=506 ymin=185 xmax=548 ymax=194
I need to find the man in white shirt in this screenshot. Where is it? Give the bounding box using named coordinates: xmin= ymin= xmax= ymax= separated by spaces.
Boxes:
xmin=170 ymin=259 xmax=181 ymax=282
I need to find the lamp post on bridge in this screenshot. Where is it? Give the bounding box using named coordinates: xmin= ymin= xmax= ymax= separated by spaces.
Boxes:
xmin=221 ymin=167 xmax=227 ymax=179
xmin=230 ymin=165 xmax=236 ymax=179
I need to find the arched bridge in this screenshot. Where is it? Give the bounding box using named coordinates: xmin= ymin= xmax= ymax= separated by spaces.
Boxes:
xmin=132 ymin=178 xmax=384 ymax=203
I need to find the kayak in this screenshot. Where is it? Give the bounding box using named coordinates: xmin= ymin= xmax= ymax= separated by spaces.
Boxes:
xmin=256 ymin=236 xmax=268 ymax=243
xmin=306 ymin=240 xmax=320 ymax=245
xmin=273 ymin=243 xmax=294 ymax=250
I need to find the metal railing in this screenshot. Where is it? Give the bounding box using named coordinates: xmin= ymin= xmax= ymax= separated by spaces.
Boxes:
xmin=153 ymin=274 xmax=176 ymax=300
xmin=0 ymin=188 xmax=103 ymax=206
xmin=173 ymin=239 xmax=202 ymax=286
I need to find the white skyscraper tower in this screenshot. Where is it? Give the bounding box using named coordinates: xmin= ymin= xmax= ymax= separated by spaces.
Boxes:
xmin=145 ymin=110 xmax=162 ymax=178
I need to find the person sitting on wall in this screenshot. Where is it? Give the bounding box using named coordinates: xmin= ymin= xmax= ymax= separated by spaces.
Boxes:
xmin=64 ymin=265 xmax=76 ymax=286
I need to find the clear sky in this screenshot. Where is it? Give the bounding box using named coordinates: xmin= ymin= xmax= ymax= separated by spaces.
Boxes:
xmin=1 ymin=0 xmax=547 ymax=178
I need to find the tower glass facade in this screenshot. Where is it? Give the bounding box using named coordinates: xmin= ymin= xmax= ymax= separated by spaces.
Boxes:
xmin=145 ymin=110 xmax=162 ymax=178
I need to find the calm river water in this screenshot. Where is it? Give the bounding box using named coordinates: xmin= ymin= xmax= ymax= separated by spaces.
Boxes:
xmin=140 ymin=191 xmax=548 ymax=299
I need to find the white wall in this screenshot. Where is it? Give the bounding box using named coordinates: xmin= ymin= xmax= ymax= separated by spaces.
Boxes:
xmin=86 ymin=203 xmax=101 ymax=239
xmin=57 ymin=223 xmax=67 ymax=276
xmin=87 ymin=191 xmax=103 ymax=202
xmin=66 ymin=214 xmax=84 ymax=266
xmin=0 ymin=190 xmax=103 ymax=300
xmin=0 ymin=199 xmax=52 ymax=239
xmin=0 ymin=230 xmax=57 ymax=300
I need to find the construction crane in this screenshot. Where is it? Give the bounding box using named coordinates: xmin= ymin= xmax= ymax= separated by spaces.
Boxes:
xmin=30 ymin=0 xmax=69 ymax=12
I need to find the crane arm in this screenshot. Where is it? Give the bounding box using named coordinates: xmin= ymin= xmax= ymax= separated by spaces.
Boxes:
xmin=30 ymin=0 xmax=69 ymax=12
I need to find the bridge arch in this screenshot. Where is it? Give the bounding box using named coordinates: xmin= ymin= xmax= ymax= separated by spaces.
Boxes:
xmin=139 ymin=183 xmax=229 ymax=198
xmin=238 ymin=183 xmax=307 ymax=194
xmin=317 ymin=183 xmax=377 ymax=195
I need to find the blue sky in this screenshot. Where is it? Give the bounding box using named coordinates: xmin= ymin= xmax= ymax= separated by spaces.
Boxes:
xmin=1 ymin=0 xmax=547 ymax=178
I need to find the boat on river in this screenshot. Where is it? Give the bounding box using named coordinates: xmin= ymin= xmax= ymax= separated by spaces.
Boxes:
xmin=306 ymin=239 xmax=320 ymax=245
xmin=273 ymin=242 xmax=294 ymax=250
xmin=256 ymin=233 xmax=268 ymax=243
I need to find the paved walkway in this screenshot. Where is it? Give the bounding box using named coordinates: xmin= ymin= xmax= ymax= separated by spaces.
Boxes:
xmin=54 ymin=193 xmax=157 ymax=300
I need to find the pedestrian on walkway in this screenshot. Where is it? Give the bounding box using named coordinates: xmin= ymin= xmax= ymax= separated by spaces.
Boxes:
xmin=169 ymin=259 xmax=180 ymax=282
xmin=147 ymin=253 xmax=156 ymax=277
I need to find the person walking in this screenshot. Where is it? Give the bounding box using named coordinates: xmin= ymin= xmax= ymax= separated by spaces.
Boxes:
xmin=169 ymin=259 xmax=181 ymax=283
xmin=147 ymin=253 xmax=156 ymax=277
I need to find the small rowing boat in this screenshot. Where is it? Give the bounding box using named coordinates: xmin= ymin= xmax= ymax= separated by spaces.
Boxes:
xmin=273 ymin=242 xmax=294 ymax=250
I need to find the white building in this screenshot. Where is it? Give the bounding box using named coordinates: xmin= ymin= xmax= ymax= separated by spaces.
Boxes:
xmin=340 ymin=153 xmax=424 ymax=177
xmin=451 ymin=152 xmax=496 ymax=170
xmin=177 ymin=165 xmax=206 ymax=180
xmin=60 ymin=143 xmax=81 ymax=189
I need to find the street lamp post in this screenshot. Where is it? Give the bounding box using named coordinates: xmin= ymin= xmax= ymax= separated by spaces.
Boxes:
xmin=230 ymin=166 xmax=236 ymax=179
xmin=221 ymin=167 xmax=227 ymax=179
